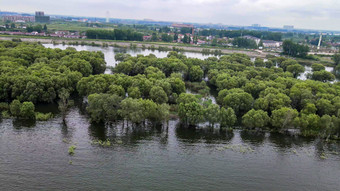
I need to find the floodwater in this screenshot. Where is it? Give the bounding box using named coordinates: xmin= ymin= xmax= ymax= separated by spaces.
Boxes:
xmin=1 ymin=104 xmax=340 ymax=191
xmin=43 ymin=44 xmax=338 ymax=81
xmin=1 ymin=44 xmax=338 ymax=190
xmin=43 ymin=44 xmax=216 ymax=68
xmin=298 ymin=65 xmax=335 ymax=81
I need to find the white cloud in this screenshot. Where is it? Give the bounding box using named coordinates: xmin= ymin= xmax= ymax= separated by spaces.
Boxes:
xmin=2 ymin=0 xmax=340 ymax=30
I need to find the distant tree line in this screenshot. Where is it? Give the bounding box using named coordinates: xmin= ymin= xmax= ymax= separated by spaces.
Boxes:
xmin=86 ymin=29 xmax=143 ymax=41
xmin=26 ymin=24 xmax=47 ymax=33
xmin=282 ymin=40 xmax=310 ymax=58
xmin=232 ymin=38 xmax=258 ymax=49
xmin=199 ymin=29 xmax=282 ymax=41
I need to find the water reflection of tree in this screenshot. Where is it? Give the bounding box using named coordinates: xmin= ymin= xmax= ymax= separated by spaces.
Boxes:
xmin=61 ymin=120 xmax=69 ymax=136
xmin=88 ymin=122 xmax=108 ymax=141
xmin=240 ymin=130 xmax=265 ymax=146
xmin=12 ymin=119 xmax=36 ymax=128
xmin=176 ymin=126 xmax=234 ymax=144
xmin=88 ymin=122 xmax=168 ymax=145
xmin=268 ymin=132 xmax=314 ymax=150
xmin=35 ymin=103 xmax=60 ymax=114
xmin=113 ymin=48 xmax=128 ymax=54
xmin=314 ymin=139 xmax=340 ymax=155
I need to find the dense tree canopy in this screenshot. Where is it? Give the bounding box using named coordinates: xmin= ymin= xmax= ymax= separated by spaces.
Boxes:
xmin=0 ymin=41 xmax=106 ymax=103
xmin=282 ymin=40 xmax=309 ymax=58
xmin=86 ymin=29 xmax=143 ymax=41
xmin=1 ymin=40 xmax=340 ymax=139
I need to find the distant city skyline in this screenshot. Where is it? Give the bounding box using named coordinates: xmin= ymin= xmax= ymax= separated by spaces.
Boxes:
xmin=2 ymin=0 xmax=340 ymax=31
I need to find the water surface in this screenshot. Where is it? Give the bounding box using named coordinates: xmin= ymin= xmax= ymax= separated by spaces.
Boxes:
xmin=1 ymin=106 xmax=340 ymax=191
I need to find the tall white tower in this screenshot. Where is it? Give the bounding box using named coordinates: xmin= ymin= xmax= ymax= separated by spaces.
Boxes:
xmin=106 ymin=11 xmax=110 ymax=23
xmin=317 ymin=33 xmax=322 ymax=50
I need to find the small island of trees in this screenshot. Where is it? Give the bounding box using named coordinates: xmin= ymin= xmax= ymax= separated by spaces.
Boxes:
xmin=0 ymin=40 xmax=339 ymax=140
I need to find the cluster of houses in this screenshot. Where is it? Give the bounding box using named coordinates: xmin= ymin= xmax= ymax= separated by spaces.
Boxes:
xmin=0 ymin=30 xmax=86 ymax=39
xmin=243 ymin=35 xmax=282 ymax=49
xmin=49 ymin=31 xmax=86 ymax=39
xmin=143 ymin=32 xmax=281 ymax=49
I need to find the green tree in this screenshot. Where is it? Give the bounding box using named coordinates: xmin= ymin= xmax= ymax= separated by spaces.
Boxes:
xmin=161 ymin=34 xmax=173 ymax=42
xmin=316 ymin=98 xmax=335 ymax=116
xmin=145 ymin=102 xmax=170 ymax=125
xmin=119 ymin=98 xmax=145 ymax=124
xmin=189 ymin=66 xmax=204 ymax=82
xmin=178 ymin=101 xmax=204 ymax=127
xmin=265 ymin=60 xmax=274 ymax=68
xmin=108 ymin=85 xmax=125 ymax=97
xmin=211 ymin=39 xmax=218 ymax=46
xmin=219 ymin=107 xmax=237 ymax=128
xmin=298 ymin=114 xmax=321 ymax=136
xmin=182 ymin=34 xmax=190 ymax=44
xmin=242 ymin=109 xmax=270 ymax=129
xmin=309 ymin=70 xmax=335 ymax=82
xmin=115 ymin=53 xmax=131 ymax=62
xmin=204 ymin=104 xmax=220 ymax=127
xmin=254 ymin=58 xmax=265 ymax=67
xmin=223 ymin=91 xmax=254 ymax=115
xmin=168 ymin=77 xmax=186 ymax=95
xmin=149 ymin=86 xmax=168 ymax=104
xmin=332 ymin=53 xmax=340 ymax=66
xmin=10 ymin=100 xmax=21 ymax=117
xmin=177 ymin=93 xmax=198 ymax=104
xmin=145 ymin=66 xmax=166 ymax=79
xmin=58 ymin=88 xmax=73 ymax=123
xmin=174 ymin=33 xmax=178 ymax=41
xmin=232 ymin=38 xmax=257 ymax=49
xmin=282 ymin=40 xmax=309 ymax=58
xmin=301 ymin=103 xmax=317 ymax=115
xmin=254 ymin=93 xmax=291 ymax=113
xmin=280 ymin=59 xmax=298 ymax=71
xmin=20 ymin=102 xmax=35 ymax=119
xmin=127 ymin=87 xmax=141 ymax=99
xmin=87 ymin=93 xmax=122 ymax=123
xmin=271 ymin=107 xmax=299 ymax=130
xmin=151 ymin=33 xmax=158 ymax=42
xmin=286 ymin=64 xmax=305 ymax=78
xmin=311 ymin=63 xmax=325 ymax=72
xmin=319 ymin=115 xmax=334 ymax=138
xmin=289 ymin=83 xmax=314 ymax=111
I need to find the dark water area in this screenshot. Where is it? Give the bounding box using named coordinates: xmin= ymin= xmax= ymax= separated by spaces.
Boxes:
xmin=1 ymin=105 xmax=340 ymax=191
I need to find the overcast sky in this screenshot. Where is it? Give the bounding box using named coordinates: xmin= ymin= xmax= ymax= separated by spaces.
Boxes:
xmin=2 ymin=0 xmax=340 ymax=30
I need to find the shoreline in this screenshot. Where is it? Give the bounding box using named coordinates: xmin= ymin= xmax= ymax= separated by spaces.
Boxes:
xmin=0 ymin=36 xmax=275 ymax=58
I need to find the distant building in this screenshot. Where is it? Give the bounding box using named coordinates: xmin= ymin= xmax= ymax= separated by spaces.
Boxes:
xmin=283 ymin=25 xmax=294 ymax=30
xmin=197 ymin=39 xmax=207 ymax=45
xmin=3 ymin=15 xmax=35 ymax=22
xmin=262 ymin=40 xmax=281 ymax=48
xmin=35 ymin=11 xmax=50 ymax=23
xmin=243 ymin=35 xmax=261 ymax=46
xmin=252 ymin=24 xmax=261 ymax=27
xmin=143 ymin=36 xmax=152 ymax=41
xmin=55 ymin=31 xmax=70 ymax=35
